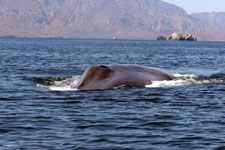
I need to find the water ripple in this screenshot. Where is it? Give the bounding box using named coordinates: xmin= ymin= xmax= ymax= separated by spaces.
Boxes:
xmin=1 ymin=39 xmax=225 ymax=149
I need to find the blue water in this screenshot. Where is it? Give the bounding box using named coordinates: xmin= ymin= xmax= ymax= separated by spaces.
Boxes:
xmin=0 ymin=38 xmax=225 ymax=150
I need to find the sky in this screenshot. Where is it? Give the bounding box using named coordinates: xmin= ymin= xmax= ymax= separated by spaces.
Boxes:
xmin=162 ymin=0 xmax=225 ymax=14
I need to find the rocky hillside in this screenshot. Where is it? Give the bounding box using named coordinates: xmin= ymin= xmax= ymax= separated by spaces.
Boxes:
xmin=0 ymin=0 xmax=224 ymax=41
xmin=191 ymin=12 xmax=225 ymax=41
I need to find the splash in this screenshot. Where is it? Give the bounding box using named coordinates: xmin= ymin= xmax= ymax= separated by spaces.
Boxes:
xmin=36 ymin=73 xmax=224 ymax=91
xmin=36 ymin=76 xmax=81 ymax=91
xmin=146 ymin=73 xmax=224 ymax=88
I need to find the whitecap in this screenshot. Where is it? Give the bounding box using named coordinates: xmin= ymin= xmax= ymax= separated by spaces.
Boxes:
xmin=37 ymin=76 xmax=80 ymax=91
xmin=37 ymin=73 xmax=224 ymax=91
xmin=146 ymin=73 xmax=224 ymax=88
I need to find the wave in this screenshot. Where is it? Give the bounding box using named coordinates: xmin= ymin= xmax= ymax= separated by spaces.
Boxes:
xmin=35 ymin=73 xmax=225 ymax=91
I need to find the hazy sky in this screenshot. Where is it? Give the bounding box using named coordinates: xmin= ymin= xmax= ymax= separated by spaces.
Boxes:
xmin=163 ymin=0 xmax=225 ymax=14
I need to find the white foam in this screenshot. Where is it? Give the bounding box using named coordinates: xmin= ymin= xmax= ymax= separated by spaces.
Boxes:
xmin=173 ymin=73 xmax=198 ymax=78
xmin=48 ymin=86 xmax=78 ymax=91
xmin=37 ymin=76 xmax=80 ymax=91
xmin=37 ymin=74 xmax=224 ymax=91
xmin=146 ymin=73 xmax=224 ymax=88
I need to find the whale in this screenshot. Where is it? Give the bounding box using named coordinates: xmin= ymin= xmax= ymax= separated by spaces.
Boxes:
xmin=77 ymin=65 xmax=175 ymax=90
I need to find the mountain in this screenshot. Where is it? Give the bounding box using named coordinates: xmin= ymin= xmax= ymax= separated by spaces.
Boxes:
xmin=190 ymin=12 xmax=225 ymax=41
xmin=0 ymin=0 xmax=224 ymax=41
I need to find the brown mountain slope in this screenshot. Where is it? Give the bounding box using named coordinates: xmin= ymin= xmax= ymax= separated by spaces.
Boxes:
xmin=191 ymin=12 xmax=225 ymax=41
xmin=0 ymin=0 xmax=224 ymax=40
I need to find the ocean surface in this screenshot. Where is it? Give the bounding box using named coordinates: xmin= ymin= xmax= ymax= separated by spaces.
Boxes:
xmin=0 ymin=38 xmax=225 ymax=150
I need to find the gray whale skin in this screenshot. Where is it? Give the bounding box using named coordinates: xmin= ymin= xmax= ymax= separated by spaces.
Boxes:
xmin=77 ymin=65 xmax=174 ymax=90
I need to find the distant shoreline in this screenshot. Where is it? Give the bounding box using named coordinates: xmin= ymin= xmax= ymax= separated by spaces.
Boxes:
xmin=0 ymin=36 xmax=224 ymax=42
xmin=0 ymin=36 xmax=15 ymax=39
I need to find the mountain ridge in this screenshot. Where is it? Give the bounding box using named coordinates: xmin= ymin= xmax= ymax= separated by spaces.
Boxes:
xmin=0 ymin=0 xmax=224 ymax=41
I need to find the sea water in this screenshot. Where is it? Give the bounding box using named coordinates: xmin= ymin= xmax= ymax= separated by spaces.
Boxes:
xmin=0 ymin=38 xmax=225 ymax=150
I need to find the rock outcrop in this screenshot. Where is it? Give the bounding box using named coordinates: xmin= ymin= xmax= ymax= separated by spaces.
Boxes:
xmin=168 ymin=32 xmax=197 ymax=41
xmin=168 ymin=32 xmax=184 ymax=41
xmin=183 ymin=34 xmax=197 ymax=41
xmin=156 ymin=35 xmax=167 ymax=40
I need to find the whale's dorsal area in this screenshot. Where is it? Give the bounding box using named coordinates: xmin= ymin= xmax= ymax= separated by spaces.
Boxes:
xmin=77 ymin=65 xmax=174 ymax=90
